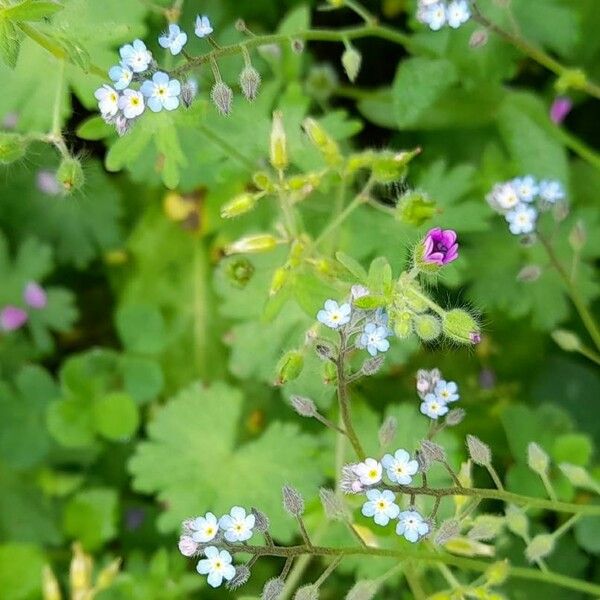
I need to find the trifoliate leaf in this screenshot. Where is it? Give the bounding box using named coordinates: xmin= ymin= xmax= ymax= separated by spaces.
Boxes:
xmin=92 ymin=391 xmax=139 ymax=441
xmin=129 ymin=381 xmax=324 ymax=540
xmin=115 ymin=304 xmax=167 ymax=355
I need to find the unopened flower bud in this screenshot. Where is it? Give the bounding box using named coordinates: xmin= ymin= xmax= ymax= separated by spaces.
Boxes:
xmin=115 ymin=114 xmax=131 ymax=136
xmin=378 ymin=416 xmax=397 ymax=448
xmin=569 ymin=220 xmax=586 ymax=251
xmin=395 ymin=191 xmax=437 ymax=226
xmin=262 ymin=577 xmax=285 ymax=600
xmin=211 ymin=81 xmax=233 ymax=115
xmin=235 ymin=18 xmax=247 ymax=32
xmin=226 ymin=234 xmax=278 ymax=255
xmin=240 ymin=65 xmax=261 ymax=101
xmin=505 ymin=505 xmax=529 ymax=539
xmin=270 ymin=266 xmax=290 ymax=296
xmin=466 ymin=434 xmax=492 ymax=466
xmin=420 ymin=439 xmax=446 ymax=463
xmin=282 ymin=484 xmax=305 ymax=516
xmin=416 ymin=368 xmax=442 ymax=398
xmin=469 ymin=29 xmax=489 ymax=48
xmin=294 ymin=584 xmax=319 ymax=600
xmin=340 ymin=466 xmax=363 ymax=494
xmin=443 ymin=309 xmax=481 ymax=345
xmin=251 ymin=507 xmax=270 ymax=532
xmin=361 ymin=355 xmax=385 ymax=376
xmin=517 ymin=264 xmax=542 ymax=282
xmin=42 ymin=566 xmax=61 ymax=600
xmin=414 ymin=314 xmax=442 ymax=342
xmin=96 ymin=558 xmax=121 ymax=590
xmin=345 ymin=580 xmax=379 ymax=600
xmin=227 ymin=565 xmax=251 ymax=590
xmin=0 ymin=132 xmax=28 ymax=164
xmin=527 ymin=442 xmax=550 ymax=475
xmin=525 ymin=534 xmax=555 ymax=563
xmin=444 ymin=537 xmax=495 ymax=557
xmin=552 ymin=329 xmax=581 ymax=352
xmin=485 ymin=560 xmax=509 ymax=586
xmin=435 ymin=519 xmax=460 ymax=545
xmin=446 ymin=408 xmax=466 ymax=426
xmin=57 ymin=157 xmax=84 ymax=193
xmin=253 ymin=171 xmax=275 ymax=192
xmin=290 ymin=395 xmax=317 ymax=418
xmin=270 ymin=111 xmax=288 ymax=170
xmin=341 ymin=45 xmax=362 ymax=82
xmin=180 ymin=80 xmax=197 ymax=107
xmin=315 ymin=342 xmax=335 ymax=361
xmin=415 ymin=449 xmax=431 ymax=472
xmin=302 ymin=117 xmax=341 ymax=165
xmin=276 ymin=350 xmax=304 ymax=385
xmin=221 ymin=192 xmax=259 ymax=218
xmin=393 ymin=310 xmax=413 ymax=339
xmin=468 ymin=516 xmax=504 ymax=541
xmin=319 ymin=487 xmax=348 ymax=520
xmin=69 ymin=543 xmax=92 ymax=594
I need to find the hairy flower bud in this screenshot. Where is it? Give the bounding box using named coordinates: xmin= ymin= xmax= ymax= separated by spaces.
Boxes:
xmin=414 ymin=314 xmax=442 ymax=342
xmin=319 ymin=487 xmax=348 ymax=519
xmin=526 ymin=534 xmax=555 ymax=563
xmin=294 ymin=584 xmax=319 ymax=600
xmin=226 ymin=234 xmax=278 ymax=255
xmin=57 ymin=157 xmax=84 ymax=193
xmin=420 ymin=439 xmax=446 ymax=463
xmin=290 ymin=395 xmax=317 ymax=418
xmin=341 ymin=45 xmax=362 ymax=82
xmin=315 ymin=342 xmax=335 ymax=361
xmin=115 ymin=114 xmax=131 ymax=136
xmin=416 ymin=368 xmax=442 ymax=398
xmin=378 ymin=415 xmax=397 ymax=448
xmin=505 ymin=505 xmax=529 ymax=539
xmin=340 ymin=466 xmax=363 ymax=494
xmin=442 ymin=309 xmax=481 ymax=345
xmin=240 ymin=65 xmax=262 ymax=101
xmin=282 ymin=484 xmax=305 ymax=516
xmin=551 ymin=329 xmax=581 ymax=353
xmin=270 ymin=111 xmax=288 ymax=171
xmin=517 ymin=264 xmax=542 ymax=283
xmin=262 ymin=577 xmax=285 ymax=600
xmin=345 ymin=580 xmax=379 ymax=600
xmin=227 ymin=565 xmax=251 ymax=590
xmin=468 ymin=516 xmax=504 ymax=541
xmin=180 ymin=80 xmax=197 ymax=108
xmin=221 ymin=192 xmax=259 ymax=218
xmin=446 ymin=408 xmax=466 ymax=426
xmin=466 ymin=434 xmax=492 ymax=466
xmin=276 ymin=350 xmax=304 ymax=385
xmin=0 ymin=132 xmax=28 ymax=164
xmin=393 ymin=310 xmax=413 ymax=339
xmin=527 ymin=442 xmax=550 ymax=475
xmin=435 ymin=519 xmax=461 ymax=545
xmin=361 ymin=355 xmax=385 ymax=376
xmin=211 ymin=81 xmax=233 ymax=115
xmin=415 ymin=449 xmax=431 ymax=472
xmin=251 ymin=507 xmax=270 ymax=533
xmin=302 ymin=118 xmax=341 ymax=165
xmin=469 ymin=28 xmax=489 ymax=48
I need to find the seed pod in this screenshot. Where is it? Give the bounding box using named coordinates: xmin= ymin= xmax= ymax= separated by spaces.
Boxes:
xmin=240 ymin=65 xmax=261 ymax=101
xmin=294 ymin=584 xmax=319 ymax=600
xmin=466 ymin=434 xmax=492 ymax=466
xmin=221 ymin=192 xmax=259 ymax=218
xmin=445 ymin=408 xmax=466 ymax=426
xmin=341 ymin=45 xmax=362 ymax=82
xmin=420 ymin=439 xmax=446 ymax=463
xmin=442 ymin=309 xmax=480 ymax=345
xmin=270 ymin=111 xmax=288 ymax=171
xmin=0 ymin=132 xmax=28 ymax=164
xmin=226 ymin=234 xmax=278 ymax=255
xmin=282 ymin=484 xmax=305 ymax=516
xmin=526 ymin=534 xmax=555 ymax=563
xmin=227 ymin=565 xmax=251 ymax=590
xmin=276 ymin=350 xmax=304 ymax=385
xmin=251 ymin=507 xmax=270 ymax=533
xmin=414 ymin=314 xmax=442 ymax=342
xmin=527 ymin=442 xmax=550 ymax=475
xmin=180 ymin=80 xmax=197 ymax=107
xmin=262 ymin=577 xmax=285 ymax=600
xmin=361 ymin=355 xmax=385 ymax=376
xmin=211 ymin=81 xmax=233 ymax=115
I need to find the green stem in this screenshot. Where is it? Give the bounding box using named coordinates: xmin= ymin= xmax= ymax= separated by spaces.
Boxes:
xmin=539 ymin=234 xmax=600 ymax=352
xmin=344 ymin=0 xmax=378 ymax=25
xmin=486 ymin=464 xmax=505 ymax=491
xmin=554 ymin=127 xmax=600 ymax=173
xmin=575 ymin=344 xmax=600 ymax=367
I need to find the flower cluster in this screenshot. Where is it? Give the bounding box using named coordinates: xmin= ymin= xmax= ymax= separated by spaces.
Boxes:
xmin=0 ymin=281 xmax=47 ymax=332
xmin=417 ymin=0 xmax=471 ymax=31
xmin=417 ymin=368 xmax=460 ymax=419
xmin=342 ymin=449 xmax=430 ymax=542
xmin=94 ymin=15 xmax=213 ymax=133
xmin=178 ymin=506 xmax=256 ymax=587
xmin=486 ymin=176 xmax=566 ymax=235
xmin=317 ymin=294 xmax=392 ymax=357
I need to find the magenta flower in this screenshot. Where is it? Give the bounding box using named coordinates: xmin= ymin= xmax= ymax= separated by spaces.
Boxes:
xmin=0 ymin=306 xmax=28 ymax=331
xmin=24 ymin=281 xmax=48 ymax=309
xmin=422 ymin=228 xmax=459 ymax=266
xmin=550 ymin=97 xmax=572 ymax=124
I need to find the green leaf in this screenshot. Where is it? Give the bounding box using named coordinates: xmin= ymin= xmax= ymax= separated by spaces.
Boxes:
xmin=120 ymin=356 xmax=164 ymax=405
xmin=129 ymin=381 xmax=324 ymax=540
xmin=575 ymin=515 xmax=600 ymax=555
xmin=392 ymin=57 xmax=458 ymax=129
xmin=63 ymin=488 xmax=118 ymax=550
xmin=335 ymin=251 xmax=368 ymax=281
xmin=93 ymin=391 xmax=139 ymax=441
xmin=115 ymin=304 xmax=167 ymax=355
xmin=0 ymin=19 xmax=21 ymax=68
xmin=0 ymin=543 xmax=45 ymax=600
xmin=552 ymin=433 xmax=593 ymax=467
xmin=76 ymin=115 xmax=112 ymax=140
xmin=2 ymin=0 xmax=63 ymax=22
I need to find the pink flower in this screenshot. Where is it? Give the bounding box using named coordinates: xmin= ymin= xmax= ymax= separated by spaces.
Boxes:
xmin=422 ymin=228 xmax=459 ymax=266
xmin=550 ymin=97 xmax=572 ymax=124
xmin=0 ymin=306 xmax=28 ymax=331
xmin=24 ymin=282 xmax=47 ymax=309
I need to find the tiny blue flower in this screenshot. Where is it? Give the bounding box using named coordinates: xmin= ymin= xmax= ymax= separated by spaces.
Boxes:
xmin=219 ymin=506 xmax=255 ymax=542
xmin=159 ymin=23 xmax=188 ymax=55
xmin=396 ymin=510 xmax=429 ymax=543
xmin=317 ymin=299 xmax=351 ymax=329
xmin=381 ymin=449 xmax=419 ymax=485
xmin=538 ymin=179 xmax=566 ymax=204
xmin=358 ymin=322 xmax=390 ymax=357
xmin=119 ymin=39 xmax=153 ymax=73
xmin=434 ymin=379 xmax=459 ymax=403
xmin=446 ymin=0 xmax=471 ymax=29
xmin=417 ymin=2 xmax=446 ymax=31
xmin=196 ymin=546 xmax=235 ymax=588
xmin=108 ymin=63 xmax=133 ymax=90
xmin=420 ymin=394 xmax=449 ymax=419
xmin=140 ymin=72 xmax=181 ymax=112
xmin=361 ymin=489 xmax=400 ymax=526
xmin=505 ymin=203 xmax=537 ymax=235
xmin=195 ymin=14 xmax=213 ymax=38
xmin=511 ymin=175 xmax=538 ymax=203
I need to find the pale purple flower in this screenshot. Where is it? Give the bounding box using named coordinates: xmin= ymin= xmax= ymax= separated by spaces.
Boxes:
xmin=550 ymin=97 xmax=572 ymax=124
xmin=36 ymin=170 xmax=61 ymax=196
xmin=422 ymin=228 xmax=459 ymax=266
xmin=0 ymin=306 xmax=28 ymax=331
xmin=24 ymin=282 xmax=47 ymax=309
xmin=178 ymin=535 xmax=200 ymax=557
